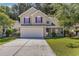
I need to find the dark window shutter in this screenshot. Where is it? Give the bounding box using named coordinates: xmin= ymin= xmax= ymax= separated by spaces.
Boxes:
xmin=29 ymin=18 xmax=30 ymax=23
xmin=41 ymin=17 xmax=42 ymax=23
xmin=24 ymin=18 xmax=25 ymax=24
xmin=35 ymin=17 xmax=37 ymax=23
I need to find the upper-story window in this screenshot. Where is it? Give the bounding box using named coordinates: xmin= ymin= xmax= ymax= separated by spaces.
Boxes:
xmin=47 ymin=21 xmax=50 ymax=24
xmin=35 ymin=16 xmax=42 ymax=23
xmin=51 ymin=23 xmax=55 ymax=26
xmin=24 ymin=17 xmax=30 ymax=24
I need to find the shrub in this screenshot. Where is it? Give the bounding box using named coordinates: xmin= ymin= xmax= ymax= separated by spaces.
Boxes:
xmin=66 ymin=42 xmax=79 ymax=48
xmin=13 ymin=32 xmax=20 ymax=37
xmin=71 ymin=36 xmax=79 ymax=39
xmin=52 ymin=32 xmax=56 ymax=37
xmin=6 ymin=29 xmax=16 ymax=37
xmin=64 ymin=29 xmax=75 ymax=37
xmin=64 ymin=29 xmax=69 ymax=37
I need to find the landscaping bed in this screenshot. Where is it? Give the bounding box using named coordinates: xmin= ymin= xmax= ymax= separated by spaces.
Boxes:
xmin=46 ymin=37 xmax=79 ymax=56
xmin=0 ymin=37 xmax=15 ymax=45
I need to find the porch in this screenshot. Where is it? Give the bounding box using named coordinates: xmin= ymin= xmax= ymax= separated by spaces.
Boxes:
xmin=44 ymin=26 xmax=64 ymax=38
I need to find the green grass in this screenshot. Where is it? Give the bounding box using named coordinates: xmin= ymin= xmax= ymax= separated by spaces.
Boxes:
xmin=0 ymin=37 xmax=15 ymax=45
xmin=46 ymin=37 xmax=79 ymax=56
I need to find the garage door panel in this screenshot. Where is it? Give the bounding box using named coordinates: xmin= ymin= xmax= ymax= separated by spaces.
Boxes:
xmin=20 ymin=27 xmax=43 ymax=38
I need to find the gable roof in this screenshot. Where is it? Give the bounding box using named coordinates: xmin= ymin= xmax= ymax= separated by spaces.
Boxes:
xmin=19 ymin=7 xmax=37 ymax=17
xmin=31 ymin=10 xmax=49 ymax=18
xmin=19 ymin=7 xmax=59 ymax=26
xmin=48 ymin=17 xmax=59 ymax=26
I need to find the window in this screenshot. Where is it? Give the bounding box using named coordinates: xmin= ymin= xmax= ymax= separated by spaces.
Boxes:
xmin=47 ymin=21 xmax=50 ymax=24
xmin=35 ymin=16 xmax=42 ymax=23
xmin=24 ymin=17 xmax=30 ymax=24
xmin=46 ymin=28 xmax=49 ymax=32
xmin=51 ymin=23 xmax=55 ymax=26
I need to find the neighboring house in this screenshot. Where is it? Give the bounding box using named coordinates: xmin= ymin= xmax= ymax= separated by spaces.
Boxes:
xmin=68 ymin=23 xmax=79 ymax=36
xmin=73 ymin=23 xmax=79 ymax=36
xmin=18 ymin=7 xmax=64 ymax=38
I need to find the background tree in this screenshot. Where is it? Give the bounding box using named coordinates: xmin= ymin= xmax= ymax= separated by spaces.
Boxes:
xmin=10 ymin=3 xmax=32 ymax=20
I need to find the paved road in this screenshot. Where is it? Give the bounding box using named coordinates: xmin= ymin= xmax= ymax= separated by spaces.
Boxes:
xmin=0 ymin=39 xmax=56 ymax=56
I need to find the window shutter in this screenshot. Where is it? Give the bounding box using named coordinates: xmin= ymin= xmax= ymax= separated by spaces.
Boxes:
xmin=29 ymin=18 xmax=30 ymax=23
xmin=41 ymin=17 xmax=42 ymax=23
xmin=24 ymin=18 xmax=25 ymax=24
xmin=35 ymin=17 xmax=37 ymax=23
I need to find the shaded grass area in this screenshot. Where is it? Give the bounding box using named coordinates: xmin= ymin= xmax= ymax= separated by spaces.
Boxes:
xmin=0 ymin=37 xmax=15 ymax=45
xmin=46 ymin=37 xmax=79 ymax=56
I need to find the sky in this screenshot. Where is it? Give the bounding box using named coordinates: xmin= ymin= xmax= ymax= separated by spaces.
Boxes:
xmin=0 ymin=3 xmax=16 ymax=7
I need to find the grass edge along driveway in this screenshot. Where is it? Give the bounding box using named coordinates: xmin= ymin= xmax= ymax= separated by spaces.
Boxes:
xmin=46 ymin=37 xmax=79 ymax=56
xmin=0 ymin=37 xmax=15 ymax=45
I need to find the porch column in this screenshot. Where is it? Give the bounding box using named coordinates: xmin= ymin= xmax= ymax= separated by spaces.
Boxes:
xmin=50 ymin=28 xmax=52 ymax=37
xmin=50 ymin=28 xmax=52 ymax=33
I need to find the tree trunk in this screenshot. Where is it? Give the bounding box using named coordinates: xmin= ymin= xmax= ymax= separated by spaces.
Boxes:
xmin=2 ymin=26 xmax=6 ymax=37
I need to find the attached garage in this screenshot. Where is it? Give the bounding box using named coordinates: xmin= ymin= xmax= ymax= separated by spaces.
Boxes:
xmin=20 ymin=26 xmax=44 ymax=38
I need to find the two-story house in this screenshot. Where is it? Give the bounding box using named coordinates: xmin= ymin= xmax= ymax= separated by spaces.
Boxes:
xmin=18 ymin=7 xmax=63 ymax=38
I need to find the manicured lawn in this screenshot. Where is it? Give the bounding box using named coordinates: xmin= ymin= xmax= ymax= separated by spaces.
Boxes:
xmin=0 ymin=37 xmax=15 ymax=45
xmin=46 ymin=37 xmax=79 ymax=56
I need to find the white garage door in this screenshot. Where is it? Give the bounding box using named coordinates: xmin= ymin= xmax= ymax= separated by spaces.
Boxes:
xmin=20 ymin=26 xmax=44 ymax=38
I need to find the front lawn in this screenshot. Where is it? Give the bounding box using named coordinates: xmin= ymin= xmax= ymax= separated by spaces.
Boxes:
xmin=46 ymin=37 xmax=79 ymax=56
xmin=0 ymin=37 xmax=15 ymax=45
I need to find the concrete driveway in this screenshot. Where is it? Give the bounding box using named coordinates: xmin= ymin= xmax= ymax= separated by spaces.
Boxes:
xmin=0 ymin=39 xmax=56 ymax=56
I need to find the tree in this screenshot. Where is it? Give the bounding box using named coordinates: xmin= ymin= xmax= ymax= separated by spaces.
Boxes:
xmin=10 ymin=3 xmax=32 ymax=20
xmin=0 ymin=6 xmax=6 ymax=13
xmin=0 ymin=11 xmax=15 ymax=37
xmin=51 ymin=4 xmax=74 ymax=28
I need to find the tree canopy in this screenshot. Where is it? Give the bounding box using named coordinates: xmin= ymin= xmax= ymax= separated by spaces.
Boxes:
xmin=0 ymin=7 xmax=15 ymax=36
xmin=0 ymin=12 xmax=14 ymax=27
